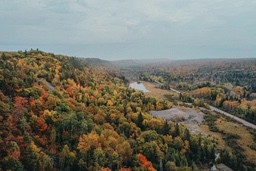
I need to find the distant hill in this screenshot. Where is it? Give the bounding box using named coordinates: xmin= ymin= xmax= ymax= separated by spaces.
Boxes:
xmin=83 ymin=57 xmax=111 ymax=67
xmin=111 ymin=58 xmax=172 ymax=68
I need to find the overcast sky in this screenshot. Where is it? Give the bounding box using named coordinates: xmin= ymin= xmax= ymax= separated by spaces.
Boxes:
xmin=1 ymin=0 xmax=256 ymax=60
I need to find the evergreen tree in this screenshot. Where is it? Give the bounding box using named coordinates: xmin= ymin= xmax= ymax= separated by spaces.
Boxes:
xmin=173 ymin=123 xmax=180 ymax=137
xmin=137 ymin=112 xmax=144 ymax=130
xmin=162 ymin=120 xmax=170 ymax=135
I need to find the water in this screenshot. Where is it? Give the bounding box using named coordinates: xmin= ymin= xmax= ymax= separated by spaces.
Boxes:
xmin=129 ymin=82 xmax=149 ymax=92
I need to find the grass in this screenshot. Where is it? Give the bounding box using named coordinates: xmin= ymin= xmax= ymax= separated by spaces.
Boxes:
xmin=204 ymin=114 xmax=219 ymax=132
xmin=216 ymin=118 xmax=256 ymax=165
xmin=199 ymin=124 xmax=227 ymax=149
xmin=142 ymin=81 xmax=178 ymax=100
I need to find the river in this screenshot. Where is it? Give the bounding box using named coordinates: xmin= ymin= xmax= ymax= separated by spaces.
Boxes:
xmin=129 ymin=82 xmax=149 ymax=92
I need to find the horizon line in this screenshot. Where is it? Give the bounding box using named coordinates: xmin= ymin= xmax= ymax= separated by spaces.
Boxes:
xmin=1 ymin=49 xmax=255 ymax=61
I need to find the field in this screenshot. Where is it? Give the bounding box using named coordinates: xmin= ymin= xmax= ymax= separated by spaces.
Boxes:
xmin=143 ymin=81 xmax=178 ymax=100
xmin=216 ymin=118 xmax=256 ymax=164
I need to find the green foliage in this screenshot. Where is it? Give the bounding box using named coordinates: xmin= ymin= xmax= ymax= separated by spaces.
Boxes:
xmin=2 ymin=156 xmax=24 ymax=171
xmin=0 ymin=51 xmax=240 ymax=170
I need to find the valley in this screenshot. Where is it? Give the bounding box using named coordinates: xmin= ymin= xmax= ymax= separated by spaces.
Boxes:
xmin=127 ymin=68 xmax=256 ymax=170
xmin=0 ymin=50 xmax=255 ymax=171
xmin=2 ymin=1 xmax=256 ymax=170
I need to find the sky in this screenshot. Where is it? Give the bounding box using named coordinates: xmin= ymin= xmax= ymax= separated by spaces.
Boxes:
xmin=0 ymin=0 xmax=256 ymax=60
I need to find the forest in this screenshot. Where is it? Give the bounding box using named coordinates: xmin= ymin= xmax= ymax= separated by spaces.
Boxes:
xmin=0 ymin=50 xmax=255 ymax=171
xmin=138 ymin=59 xmax=256 ymax=124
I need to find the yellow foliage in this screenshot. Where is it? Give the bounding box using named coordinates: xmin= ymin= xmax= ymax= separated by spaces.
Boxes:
xmin=78 ymin=132 xmax=100 ymax=152
xmin=107 ymin=99 xmax=113 ymax=106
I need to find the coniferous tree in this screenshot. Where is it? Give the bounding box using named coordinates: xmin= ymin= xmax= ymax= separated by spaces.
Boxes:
xmin=137 ymin=112 xmax=144 ymax=130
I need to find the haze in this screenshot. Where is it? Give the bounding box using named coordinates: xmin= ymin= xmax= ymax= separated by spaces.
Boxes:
xmin=1 ymin=0 xmax=256 ymax=60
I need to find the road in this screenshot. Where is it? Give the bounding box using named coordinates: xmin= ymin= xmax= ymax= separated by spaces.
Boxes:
xmin=170 ymin=87 xmax=180 ymax=94
xmin=209 ymin=106 xmax=256 ymax=130
xmin=153 ymin=81 xmax=256 ymax=130
xmin=37 ymin=78 xmax=55 ymax=91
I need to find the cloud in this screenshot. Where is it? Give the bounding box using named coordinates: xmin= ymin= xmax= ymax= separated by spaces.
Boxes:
xmin=0 ymin=0 xmax=256 ymax=59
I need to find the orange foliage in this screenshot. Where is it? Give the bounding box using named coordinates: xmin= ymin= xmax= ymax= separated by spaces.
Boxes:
xmin=223 ymin=100 xmax=239 ymax=109
xmin=100 ymin=167 xmax=112 ymax=171
xmin=36 ymin=117 xmax=48 ymax=132
xmin=67 ymin=97 xmax=77 ymax=110
xmin=41 ymin=88 xmax=49 ymax=99
xmin=77 ymin=132 xmax=100 ymax=152
xmin=107 ymin=99 xmax=113 ymax=106
xmin=14 ymin=96 xmax=27 ymax=109
xmin=13 ymin=96 xmax=28 ymax=123
xmin=137 ymin=153 xmax=156 ymax=171
xmin=191 ymin=87 xmax=211 ymax=97
xmin=0 ymin=91 xmax=8 ymax=102
xmin=29 ymin=97 xmax=36 ymax=109
xmin=66 ymin=79 xmax=78 ymax=97
xmin=35 ymin=135 xmax=47 ymax=146
xmin=66 ymin=86 xmax=75 ymax=97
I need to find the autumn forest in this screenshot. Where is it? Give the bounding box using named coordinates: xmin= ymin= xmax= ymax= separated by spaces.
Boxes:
xmin=0 ymin=50 xmax=256 ymax=171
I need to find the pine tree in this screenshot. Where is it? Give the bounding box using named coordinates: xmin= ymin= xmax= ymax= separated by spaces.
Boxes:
xmin=137 ymin=112 xmax=144 ymax=130
xmin=173 ymin=123 xmax=180 ymax=137
xmin=162 ymin=120 xmax=169 ymax=135
xmin=183 ymin=128 xmax=191 ymax=142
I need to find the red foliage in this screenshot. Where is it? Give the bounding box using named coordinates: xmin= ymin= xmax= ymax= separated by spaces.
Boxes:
xmin=14 ymin=96 xmax=28 ymax=107
xmin=137 ymin=153 xmax=156 ymax=171
xmin=14 ymin=96 xmax=28 ymax=115
xmin=36 ymin=117 xmax=48 ymax=132
xmin=35 ymin=135 xmax=47 ymax=147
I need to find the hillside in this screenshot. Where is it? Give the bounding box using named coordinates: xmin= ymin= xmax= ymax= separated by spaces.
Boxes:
xmin=0 ymin=50 xmax=254 ymax=171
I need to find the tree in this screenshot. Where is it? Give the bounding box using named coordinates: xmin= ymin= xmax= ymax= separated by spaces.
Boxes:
xmin=137 ymin=112 xmax=144 ymax=130
xmin=24 ymin=142 xmax=53 ymax=171
xmin=8 ymin=141 xmax=20 ymax=160
xmin=116 ymin=141 xmax=133 ymax=168
xmin=192 ymin=162 xmax=199 ymax=171
xmin=119 ymin=168 xmax=132 ymax=171
xmin=137 ymin=153 xmax=156 ymax=171
xmin=165 ymin=161 xmax=177 ymax=171
xmin=93 ymin=148 xmax=106 ymax=169
xmin=59 ymin=145 xmax=76 ymax=170
xmin=173 ymin=123 xmax=180 ymax=137
xmin=162 ymin=120 xmax=170 ymax=135
xmin=77 ymin=132 xmax=100 ymax=153
xmin=183 ymin=128 xmax=191 ymax=142
xmin=141 ymin=141 xmax=164 ymax=170
xmin=2 ymin=156 xmax=24 ymax=171
xmin=36 ymin=117 xmax=48 ymax=132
